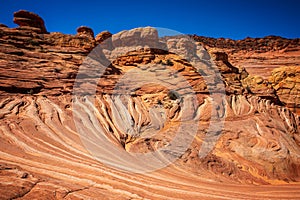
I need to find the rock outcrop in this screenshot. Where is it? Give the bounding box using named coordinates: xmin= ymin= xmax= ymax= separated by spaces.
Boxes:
xmin=13 ymin=10 xmax=47 ymax=33
xmin=111 ymin=27 xmax=160 ymax=48
xmin=95 ymin=30 xmax=112 ymax=43
xmin=193 ymin=35 xmax=300 ymax=78
xmin=193 ymin=34 xmax=300 ymax=114
xmin=270 ymin=66 xmax=300 ymax=114
xmin=0 ymin=10 xmax=300 ymax=200
xmin=76 ymin=26 xmax=94 ymax=38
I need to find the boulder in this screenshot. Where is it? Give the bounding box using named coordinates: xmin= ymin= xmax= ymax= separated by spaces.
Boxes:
xmin=76 ymin=26 xmax=94 ymax=38
xmin=13 ymin=10 xmax=47 ymax=33
xmin=269 ymin=66 xmax=300 ymax=113
xmin=95 ymin=31 xmax=112 ymax=43
xmin=112 ymin=27 xmax=159 ymax=48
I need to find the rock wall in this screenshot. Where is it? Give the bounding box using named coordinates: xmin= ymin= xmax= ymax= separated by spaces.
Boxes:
xmin=193 ymin=35 xmax=300 ymax=78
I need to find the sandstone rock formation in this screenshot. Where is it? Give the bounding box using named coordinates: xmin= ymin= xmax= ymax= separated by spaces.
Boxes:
xmin=193 ymin=34 xmax=300 ymax=115
xmin=0 ymin=10 xmax=300 ymax=199
xmin=76 ymin=26 xmax=94 ymax=38
xmin=13 ymin=10 xmax=47 ymax=33
xmin=270 ymin=66 xmax=300 ymax=115
xmin=95 ymin=30 xmax=112 ymax=43
xmin=193 ymin=35 xmax=300 ymax=78
xmin=111 ymin=27 xmax=160 ymax=49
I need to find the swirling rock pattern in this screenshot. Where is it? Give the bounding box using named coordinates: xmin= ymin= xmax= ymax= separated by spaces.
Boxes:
xmin=0 ymin=11 xmax=300 ymax=199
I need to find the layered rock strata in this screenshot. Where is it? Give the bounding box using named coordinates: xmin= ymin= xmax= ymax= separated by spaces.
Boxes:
xmin=0 ymin=10 xmax=300 ymax=200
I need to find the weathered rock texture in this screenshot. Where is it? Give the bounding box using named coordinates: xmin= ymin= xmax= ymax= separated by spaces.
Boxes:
xmin=0 ymin=11 xmax=300 ymax=200
xmin=76 ymin=26 xmax=94 ymax=38
xmin=193 ymin=35 xmax=300 ymax=78
xmin=192 ymin=35 xmax=300 ymax=114
xmin=13 ymin=10 xmax=47 ymax=34
xmin=95 ymin=30 xmax=112 ymax=43
xmin=269 ymin=66 xmax=300 ymax=115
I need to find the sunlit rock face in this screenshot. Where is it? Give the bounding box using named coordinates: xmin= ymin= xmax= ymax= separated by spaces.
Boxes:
xmin=193 ymin=35 xmax=300 ymax=115
xmin=0 ymin=10 xmax=300 ymax=200
xmin=193 ymin=35 xmax=300 ymax=77
xmin=269 ymin=66 xmax=300 ymax=115
xmin=13 ymin=10 xmax=48 ymax=34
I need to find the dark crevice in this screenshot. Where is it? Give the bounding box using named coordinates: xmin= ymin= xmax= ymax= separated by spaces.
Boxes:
xmin=62 ymin=186 xmax=91 ymax=199
xmin=0 ymin=85 xmax=43 ymax=94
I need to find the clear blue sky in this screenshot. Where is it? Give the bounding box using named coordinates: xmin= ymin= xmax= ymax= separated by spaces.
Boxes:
xmin=0 ymin=0 xmax=299 ymax=39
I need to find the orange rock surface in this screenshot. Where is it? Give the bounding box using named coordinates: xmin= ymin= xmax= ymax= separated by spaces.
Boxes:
xmin=193 ymin=35 xmax=300 ymax=77
xmin=0 ymin=10 xmax=300 ymax=199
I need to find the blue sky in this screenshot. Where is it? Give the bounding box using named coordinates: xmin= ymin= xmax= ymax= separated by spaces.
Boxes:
xmin=0 ymin=0 xmax=299 ymax=39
